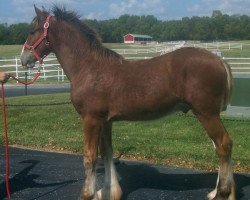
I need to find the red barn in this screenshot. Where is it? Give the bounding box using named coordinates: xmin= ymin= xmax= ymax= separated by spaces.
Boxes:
xmin=123 ymin=33 xmax=152 ymax=44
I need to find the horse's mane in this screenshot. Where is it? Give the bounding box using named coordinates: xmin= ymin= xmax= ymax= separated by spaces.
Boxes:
xmin=51 ymin=6 xmax=122 ymax=60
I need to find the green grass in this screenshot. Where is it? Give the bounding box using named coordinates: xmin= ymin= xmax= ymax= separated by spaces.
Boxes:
xmin=0 ymin=45 xmax=22 ymax=58
xmin=0 ymin=93 xmax=249 ymax=172
xmin=222 ymin=48 xmax=250 ymax=57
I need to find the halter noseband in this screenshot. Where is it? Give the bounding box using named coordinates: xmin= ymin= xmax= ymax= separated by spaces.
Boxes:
xmin=24 ymin=15 xmax=52 ymax=64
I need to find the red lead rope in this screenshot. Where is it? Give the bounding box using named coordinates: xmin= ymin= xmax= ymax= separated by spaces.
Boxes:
xmin=1 ymin=15 xmax=50 ymax=199
xmin=8 ymin=72 xmax=41 ymax=85
xmin=1 ymin=72 xmax=41 ymax=199
xmin=1 ymin=82 xmax=11 ymax=199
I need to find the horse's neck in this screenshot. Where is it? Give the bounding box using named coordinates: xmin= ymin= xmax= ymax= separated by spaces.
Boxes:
xmin=51 ymin=24 xmax=122 ymax=83
xmin=52 ymin=31 xmax=93 ymax=82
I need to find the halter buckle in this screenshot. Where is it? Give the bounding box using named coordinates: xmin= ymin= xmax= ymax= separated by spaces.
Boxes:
xmin=44 ymin=21 xmax=49 ymax=29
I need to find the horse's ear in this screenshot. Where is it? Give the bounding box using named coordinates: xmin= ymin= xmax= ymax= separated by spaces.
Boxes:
xmin=34 ymin=5 xmax=46 ymax=21
xmin=42 ymin=6 xmax=46 ymax=12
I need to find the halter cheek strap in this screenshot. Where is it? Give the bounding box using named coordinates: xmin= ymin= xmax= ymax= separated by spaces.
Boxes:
xmin=24 ymin=15 xmax=52 ymax=64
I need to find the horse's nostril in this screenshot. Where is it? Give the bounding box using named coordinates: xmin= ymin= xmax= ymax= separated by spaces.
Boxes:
xmin=21 ymin=60 xmax=26 ymax=67
xmin=26 ymin=62 xmax=35 ymax=69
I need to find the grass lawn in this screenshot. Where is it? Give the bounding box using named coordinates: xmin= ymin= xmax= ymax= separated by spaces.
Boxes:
xmin=0 ymin=45 xmax=22 ymax=58
xmin=0 ymin=93 xmax=249 ymax=173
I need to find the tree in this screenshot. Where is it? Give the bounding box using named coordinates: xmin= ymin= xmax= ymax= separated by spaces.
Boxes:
xmin=9 ymin=23 xmax=30 ymax=44
xmin=212 ymin=10 xmax=223 ymax=18
xmin=0 ymin=23 xmax=9 ymax=44
xmin=1 ymin=11 xmax=250 ymax=44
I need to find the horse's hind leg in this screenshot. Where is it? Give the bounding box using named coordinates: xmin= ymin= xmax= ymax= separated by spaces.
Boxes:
xmin=98 ymin=121 xmax=122 ymax=200
xmin=196 ymin=114 xmax=236 ymax=200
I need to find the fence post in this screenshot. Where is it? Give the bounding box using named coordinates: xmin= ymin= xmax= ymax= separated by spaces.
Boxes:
xmin=58 ymin=67 xmax=60 ymax=81
xmin=62 ymin=69 xmax=64 ymax=81
xmin=28 ymin=69 xmax=31 ymax=80
xmin=43 ymin=65 xmax=46 ymax=80
xmin=15 ymin=57 xmax=18 ymax=83
xmin=25 ymin=72 xmax=28 ymax=95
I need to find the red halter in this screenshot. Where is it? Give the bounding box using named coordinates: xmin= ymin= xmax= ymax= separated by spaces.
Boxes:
xmin=23 ymin=15 xmax=52 ymax=64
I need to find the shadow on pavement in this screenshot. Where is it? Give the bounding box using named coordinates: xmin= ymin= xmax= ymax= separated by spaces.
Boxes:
xmin=0 ymin=160 xmax=76 ymax=200
xmin=97 ymin=161 xmax=250 ymax=200
xmin=0 ymin=147 xmax=249 ymax=200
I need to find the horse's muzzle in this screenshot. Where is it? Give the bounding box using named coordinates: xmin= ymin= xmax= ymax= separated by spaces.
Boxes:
xmin=20 ymin=51 xmax=36 ymax=68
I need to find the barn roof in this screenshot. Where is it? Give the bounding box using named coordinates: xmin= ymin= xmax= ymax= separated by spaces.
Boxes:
xmin=124 ymin=33 xmax=152 ymax=39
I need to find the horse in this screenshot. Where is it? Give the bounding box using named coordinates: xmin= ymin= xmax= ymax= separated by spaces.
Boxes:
xmin=20 ymin=6 xmax=236 ymax=200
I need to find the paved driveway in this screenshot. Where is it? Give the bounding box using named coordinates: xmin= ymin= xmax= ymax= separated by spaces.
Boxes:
xmin=1 ymin=147 xmax=249 ymax=200
xmin=3 ymin=84 xmax=70 ymax=97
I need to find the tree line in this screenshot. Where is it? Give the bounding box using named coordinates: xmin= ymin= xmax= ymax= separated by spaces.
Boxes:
xmin=1 ymin=10 xmax=250 ymax=44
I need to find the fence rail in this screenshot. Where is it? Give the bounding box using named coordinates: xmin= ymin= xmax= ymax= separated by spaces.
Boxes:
xmin=0 ymin=56 xmax=66 ymax=82
xmin=223 ymin=57 xmax=250 ymax=75
xmin=1 ymin=50 xmax=250 ymax=81
xmin=190 ymin=42 xmax=243 ymax=50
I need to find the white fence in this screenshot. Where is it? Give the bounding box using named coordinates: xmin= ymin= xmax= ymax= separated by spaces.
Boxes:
xmin=113 ymin=41 xmax=186 ymax=56
xmin=0 ymin=46 xmax=250 ymax=81
xmin=0 ymin=56 xmax=66 ymax=82
xmin=223 ymin=57 xmax=250 ymax=75
xmin=190 ymin=42 xmax=243 ymax=50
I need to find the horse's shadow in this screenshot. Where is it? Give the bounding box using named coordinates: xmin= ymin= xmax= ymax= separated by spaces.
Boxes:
xmin=97 ymin=161 xmax=250 ymax=200
xmin=1 ymin=158 xmax=248 ymax=199
xmin=0 ymin=159 xmax=76 ymax=200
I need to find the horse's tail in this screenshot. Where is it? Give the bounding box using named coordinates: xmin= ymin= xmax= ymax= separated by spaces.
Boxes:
xmin=221 ymin=60 xmax=233 ymax=111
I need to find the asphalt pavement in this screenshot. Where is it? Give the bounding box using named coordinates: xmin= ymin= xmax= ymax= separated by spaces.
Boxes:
xmin=0 ymin=147 xmax=249 ymax=200
xmin=3 ymin=84 xmax=70 ymax=97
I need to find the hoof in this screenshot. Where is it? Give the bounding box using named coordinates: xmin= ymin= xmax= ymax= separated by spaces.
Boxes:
xmin=79 ymin=195 xmax=99 ymax=200
xmin=207 ymin=188 xmax=236 ymax=200
xmin=97 ymin=186 xmax=122 ymax=200
xmin=207 ymin=189 xmax=217 ymax=200
xmin=79 ymin=192 xmax=96 ymax=200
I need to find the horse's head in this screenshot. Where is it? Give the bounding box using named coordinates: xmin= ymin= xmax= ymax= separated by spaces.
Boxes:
xmin=21 ymin=6 xmax=52 ymax=68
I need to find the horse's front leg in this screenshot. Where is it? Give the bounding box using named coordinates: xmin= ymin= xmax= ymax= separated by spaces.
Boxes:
xmin=80 ymin=115 xmax=102 ymax=200
xmin=98 ymin=121 xmax=122 ymax=200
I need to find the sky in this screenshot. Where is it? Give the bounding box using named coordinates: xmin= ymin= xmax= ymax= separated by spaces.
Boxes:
xmin=0 ymin=0 xmax=250 ymax=24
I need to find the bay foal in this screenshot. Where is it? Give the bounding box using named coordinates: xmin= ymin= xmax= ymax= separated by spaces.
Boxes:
xmin=20 ymin=6 xmax=236 ymax=200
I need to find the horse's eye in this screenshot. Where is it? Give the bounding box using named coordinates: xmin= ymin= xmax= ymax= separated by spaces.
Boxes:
xmin=29 ymin=27 xmax=42 ymax=35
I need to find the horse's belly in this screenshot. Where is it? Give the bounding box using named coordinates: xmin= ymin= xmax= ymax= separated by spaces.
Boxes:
xmin=108 ymin=101 xmax=190 ymax=121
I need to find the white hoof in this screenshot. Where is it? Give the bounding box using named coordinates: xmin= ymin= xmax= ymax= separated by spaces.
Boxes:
xmin=207 ymin=189 xmax=217 ymax=200
xmin=96 ymin=189 xmax=102 ymax=200
xmin=228 ymin=186 xmax=236 ymax=200
xmin=96 ymin=186 xmax=122 ymax=200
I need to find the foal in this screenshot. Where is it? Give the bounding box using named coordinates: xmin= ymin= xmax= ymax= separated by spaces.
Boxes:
xmin=20 ymin=6 xmax=236 ymax=200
